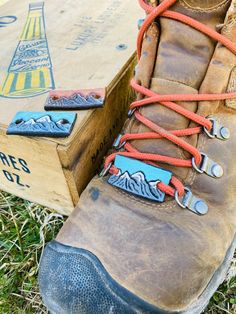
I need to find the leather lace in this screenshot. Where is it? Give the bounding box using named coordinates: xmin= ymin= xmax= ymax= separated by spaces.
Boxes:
xmin=104 ymin=0 xmax=236 ymax=199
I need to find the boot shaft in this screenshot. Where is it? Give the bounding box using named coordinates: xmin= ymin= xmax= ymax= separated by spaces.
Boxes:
xmin=122 ymin=0 xmax=234 ymax=180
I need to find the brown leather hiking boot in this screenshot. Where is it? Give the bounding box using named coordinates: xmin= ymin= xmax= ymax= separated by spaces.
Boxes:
xmin=39 ymin=0 xmax=236 ymax=313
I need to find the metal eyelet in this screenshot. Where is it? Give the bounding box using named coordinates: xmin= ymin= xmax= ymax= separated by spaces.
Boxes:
xmin=204 ymin=117 xmax=230 ymax=141
xmin=128 ymin=108 xmax=137 ymax=118
xmin=113 ymin=134 xmax=122 ymax=148
xmin=192 ymin=154 xmax=204 ymax=174
xmin=192 ymin=152 xmax=223 ymax=178
xmin=113 ymin=134 xmax=126 ymax=150
xmin=175 ymin=187 xmax=208 ymax=215
xmin=99 ymin=162 xmax=113 ymax=177
xmin=175 ymin=187 xmax=189 ymax=209
xmin=204 ymin=118 xmax=215 ymax=139
xmin=117 ymin=141 xmax=126 ymax=150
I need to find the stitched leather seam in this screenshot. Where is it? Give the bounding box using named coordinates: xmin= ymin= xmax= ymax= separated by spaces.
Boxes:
xmin=226 ymin=66 xmax=236 ymax=110
xmin=180 ymin=0 xmax=231 ymax=12
xmin=151 ymin=77 xmax=198 ymax=92
xmin=113 ymin=186 xmax=176 ymax=209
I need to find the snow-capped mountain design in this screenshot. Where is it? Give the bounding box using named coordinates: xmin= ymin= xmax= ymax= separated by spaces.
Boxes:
xmin=24 ymin=118 xmax=36 ymax=125
xmin=7 ymin=114 xmax=75 ymax=137
xmin=36 ymin=115 xmax=52 ymax=123
xmin=108 ymin=170 xmax=164 ymax=202
xmin=45 ymin=93 xmax=104 ymax=110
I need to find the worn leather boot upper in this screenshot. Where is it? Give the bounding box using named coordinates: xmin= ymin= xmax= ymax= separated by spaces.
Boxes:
xmin=39 ymin=1 xmax=236 ymax=313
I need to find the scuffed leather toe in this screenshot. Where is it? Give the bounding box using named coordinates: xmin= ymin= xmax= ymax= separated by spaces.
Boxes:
xmin=39 ymin=240 xmax=163 ymax=314
xmin=54 ymin=177 xmax=236 ymax=314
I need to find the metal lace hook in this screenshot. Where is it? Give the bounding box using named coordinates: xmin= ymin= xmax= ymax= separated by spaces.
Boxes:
xmin=128 ymin=108 xmax=137 ymax=118
xmin=175 ymin=187 xmax=208 ymax=215
xmin=99 ymin=162 xmax=113 ymax=177
xmin=113 ymin=134 xmax=126 ymax=150
xmin=192 ymin=152 xmax=224 ymax=178
xmin=204 ymin=117 xmax=230 ymax=140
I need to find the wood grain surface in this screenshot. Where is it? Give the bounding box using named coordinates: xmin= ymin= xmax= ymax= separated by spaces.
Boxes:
xmin=0 ymin=0 xmax=140 ymax=213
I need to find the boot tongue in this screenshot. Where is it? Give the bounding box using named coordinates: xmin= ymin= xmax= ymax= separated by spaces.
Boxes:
xmin=130 ymin=0 xmax=231 ymax=178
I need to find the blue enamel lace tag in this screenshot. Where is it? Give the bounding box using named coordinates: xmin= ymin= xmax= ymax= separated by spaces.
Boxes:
xmin=108 ymin=155 xmax=172 ymax=202
xmin=7 ymin=112 xmax=77 ymax=137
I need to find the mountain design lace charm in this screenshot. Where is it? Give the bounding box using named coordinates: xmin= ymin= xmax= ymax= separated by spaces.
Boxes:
xmin=45 ymin=89 xmax=105 ymax=110
xmin=7 ymin=112 xmax=76 ymax=137
xmin=108 ymin=155 xmax=172 ymax=202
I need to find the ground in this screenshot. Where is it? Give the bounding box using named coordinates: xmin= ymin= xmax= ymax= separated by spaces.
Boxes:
xmin=0 ymin=191 xmax=235 ymax=314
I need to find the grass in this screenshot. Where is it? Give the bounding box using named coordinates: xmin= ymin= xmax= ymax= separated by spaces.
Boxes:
xmin=0 ymin=191 xmax=235 ymax=314
xmin=0 ymin=192 xmax=63 ymax=313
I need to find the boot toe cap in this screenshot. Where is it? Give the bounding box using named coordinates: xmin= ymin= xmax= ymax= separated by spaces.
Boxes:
xmin=39 ymin=236 xmax=236 ymax=314
xmin=39 ymin=240 xmax=160 ymax=314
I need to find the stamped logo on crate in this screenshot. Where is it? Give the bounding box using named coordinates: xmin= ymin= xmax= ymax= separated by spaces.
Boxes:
xmin=0 ymin=2 xmax=55 ymax=99
xmin=0 ymin=151 xmax=31 ymax=188
xmin=66 ymin=0 xmax=125 ymax=51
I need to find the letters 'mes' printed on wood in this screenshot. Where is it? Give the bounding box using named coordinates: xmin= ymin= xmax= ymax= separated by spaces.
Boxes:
xmin=0 ymin=2 xmax=54 ymax=99
xmin=0 ymin=152 xmax=31 ymax=189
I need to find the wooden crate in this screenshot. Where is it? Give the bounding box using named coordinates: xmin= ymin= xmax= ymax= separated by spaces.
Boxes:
xmin=0 ymin=0 xmax=141 ymax=215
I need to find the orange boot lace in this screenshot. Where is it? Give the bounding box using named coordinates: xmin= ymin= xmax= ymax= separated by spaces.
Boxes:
xmin=102 ymin=0 xmax=236 ymax=209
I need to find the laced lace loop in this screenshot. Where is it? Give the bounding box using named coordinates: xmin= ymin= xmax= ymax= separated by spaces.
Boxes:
xmin=103 ymin=0 xmax=236 ymax=199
